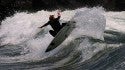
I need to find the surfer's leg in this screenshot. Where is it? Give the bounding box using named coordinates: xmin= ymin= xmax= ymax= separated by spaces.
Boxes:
xmin=49 ymin=30 xmax=57 ymax=37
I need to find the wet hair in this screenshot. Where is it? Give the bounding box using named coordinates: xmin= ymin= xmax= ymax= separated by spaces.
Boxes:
xmin=49 ymin=15 xmax=54 ymax=20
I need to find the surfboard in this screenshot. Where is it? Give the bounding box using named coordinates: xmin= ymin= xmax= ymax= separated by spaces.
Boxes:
xmin=45 ymin=21 xmax=76 ymax=52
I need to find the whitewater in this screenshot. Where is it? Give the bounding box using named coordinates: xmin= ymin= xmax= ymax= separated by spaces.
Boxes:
xmin=0 ymin=7 xmax=125 ymax=70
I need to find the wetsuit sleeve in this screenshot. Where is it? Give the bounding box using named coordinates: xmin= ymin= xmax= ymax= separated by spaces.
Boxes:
xmin=40 ymin=22 xmax=49 ymax=28
xmin=55 ymin=12 xmax=61 ymax=20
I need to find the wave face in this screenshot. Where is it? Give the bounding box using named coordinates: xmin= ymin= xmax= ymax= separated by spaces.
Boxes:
xmin=0 ymin=7 xmax=125 ymax=70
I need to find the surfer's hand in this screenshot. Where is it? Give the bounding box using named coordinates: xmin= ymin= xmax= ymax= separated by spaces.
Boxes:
xmin=39 ymin=26 xmax=43 ymax=28
xmin=57 ymin=10 xmax=61 ymax=16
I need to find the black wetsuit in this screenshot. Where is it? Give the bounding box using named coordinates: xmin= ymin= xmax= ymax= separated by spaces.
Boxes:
xmin=42 ymin=16 xmax=66 ymax=37
xmin=48 ymin=16 xmax=62 ymax=32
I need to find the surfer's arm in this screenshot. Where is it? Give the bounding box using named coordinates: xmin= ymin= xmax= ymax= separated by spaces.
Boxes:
xmin=39 ymin=22 xmax=49 ymax=28
xmin=56 ymin=12 xmax=61 ymax=20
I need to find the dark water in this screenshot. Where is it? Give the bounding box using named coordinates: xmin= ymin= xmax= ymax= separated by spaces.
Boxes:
xmin=0 ymin=30 xmax=125 ymax=70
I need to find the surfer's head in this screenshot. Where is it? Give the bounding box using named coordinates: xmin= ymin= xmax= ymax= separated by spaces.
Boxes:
xmin=49 ymin=15 xmax=54 ymax=20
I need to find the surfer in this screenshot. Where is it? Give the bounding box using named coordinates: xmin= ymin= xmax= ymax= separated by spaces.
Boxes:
xmin=39 ymin=11 xmax=66 ymax=37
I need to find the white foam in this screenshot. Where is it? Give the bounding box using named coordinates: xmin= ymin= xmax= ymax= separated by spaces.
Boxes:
xmin=71 ymin=7 xmax=106 ymax=40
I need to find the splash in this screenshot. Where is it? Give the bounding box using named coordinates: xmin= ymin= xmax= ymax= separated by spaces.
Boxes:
xmin=0 ymin=7 xmax=106 ymax=64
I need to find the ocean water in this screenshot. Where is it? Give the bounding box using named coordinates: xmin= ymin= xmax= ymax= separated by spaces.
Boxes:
xmin=0 ymin=7 xmax=125 ymax=70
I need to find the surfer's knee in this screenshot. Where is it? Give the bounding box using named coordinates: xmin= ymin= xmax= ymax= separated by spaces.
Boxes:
xmin=49 ymin=30 xmax=53 ymax=32
xmin=49 ymin=30 xmax=56 ymax=37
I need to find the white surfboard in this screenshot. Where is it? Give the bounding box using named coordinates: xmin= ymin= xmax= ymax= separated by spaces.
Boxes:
xmin=45 ymin=21 xmax=76 ymax=52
